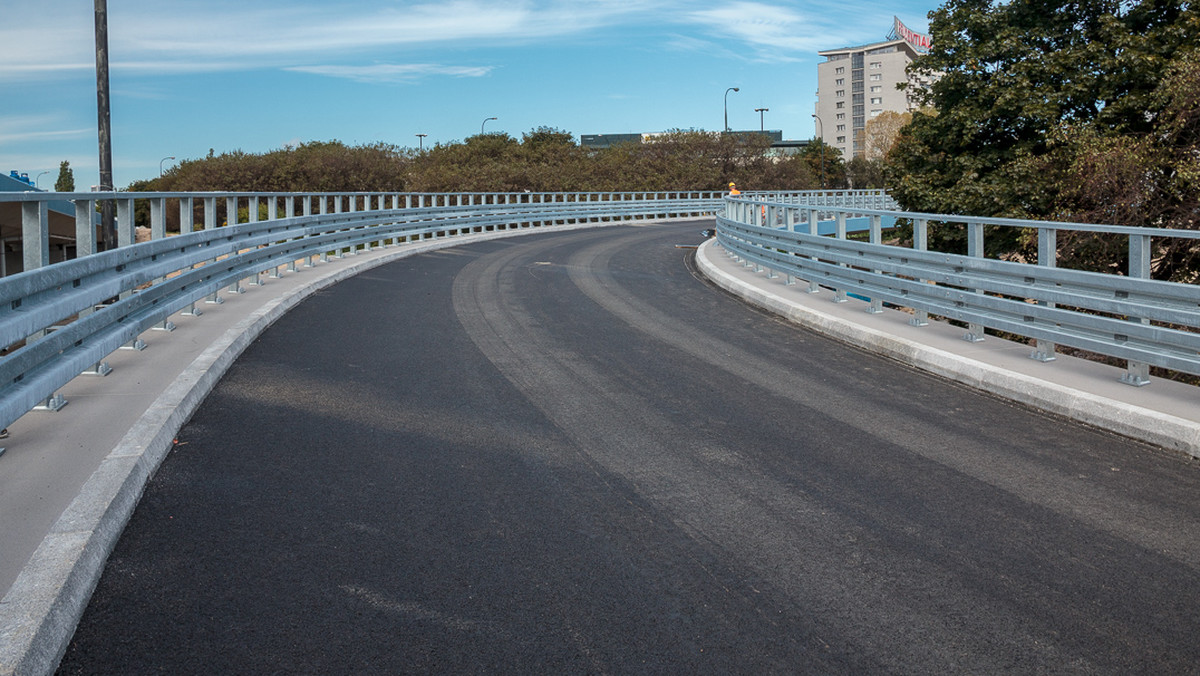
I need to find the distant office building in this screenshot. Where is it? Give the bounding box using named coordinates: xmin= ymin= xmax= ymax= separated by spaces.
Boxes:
xmin=579 ymin=133 xmax=644 ymax=149
xmin=580 ymin=130 xmax=801 ymax=153
xmin=815 ymin=16 xmax=934 ymax=159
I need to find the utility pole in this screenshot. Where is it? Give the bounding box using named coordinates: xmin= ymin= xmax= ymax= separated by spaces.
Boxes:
xmin=95 ymin=0 xmax=115 ymax=249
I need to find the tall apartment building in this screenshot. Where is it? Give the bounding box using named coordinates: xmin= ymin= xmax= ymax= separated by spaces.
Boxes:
xmin=815 ymin=17 xmax=932 ymax=159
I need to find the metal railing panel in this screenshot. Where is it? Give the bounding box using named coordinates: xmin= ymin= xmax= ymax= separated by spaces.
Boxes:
xmin=0 ymin=191 xmax=721 ymax=433
xmin=718 ymin=195 xmax=1200 ymax=384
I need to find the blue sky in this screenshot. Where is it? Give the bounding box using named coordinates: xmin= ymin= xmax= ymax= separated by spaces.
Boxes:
xmin=2 ymin=0 xmax=932 ymax=191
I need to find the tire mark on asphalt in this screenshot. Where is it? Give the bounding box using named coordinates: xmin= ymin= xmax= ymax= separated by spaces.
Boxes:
xmin=567 ymin=229 xmax=1200 ymax=575
xmin=451 ymin=227 xmax=1086 ymax=673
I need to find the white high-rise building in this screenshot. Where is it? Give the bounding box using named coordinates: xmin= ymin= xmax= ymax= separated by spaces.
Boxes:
xmin=815 ymin=17 xmax=933 ymax=160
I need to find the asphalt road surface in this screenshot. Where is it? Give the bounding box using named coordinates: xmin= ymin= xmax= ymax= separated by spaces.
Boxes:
xmin=59 ymin=222 xmax=1200 ymax=674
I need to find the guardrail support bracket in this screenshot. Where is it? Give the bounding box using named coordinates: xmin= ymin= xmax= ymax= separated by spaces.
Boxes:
xmin=121 ymin=337 xmax=147 ymax=351
xmin=83 ymin=361 xmax=113 ymax=377
xmin=1030 ymin=340 xmax=1056 ymax=362
xmin=34 ymin=393 xmax=67 ymax=411
xmin=1122 ymin=361 xmax=1151 ymax=387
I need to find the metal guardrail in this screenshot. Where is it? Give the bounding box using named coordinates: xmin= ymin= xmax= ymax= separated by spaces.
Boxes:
xmin=719 ymin=194 xmax=1200 ymax=386
xmin=736 ymin=189 xmax=897 ymax=210
xmin=0 ymin=190 xmax=721 ymax=434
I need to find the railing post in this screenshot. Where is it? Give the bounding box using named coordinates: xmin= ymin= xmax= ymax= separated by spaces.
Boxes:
xmin=150 ymin=198 xmax=166 ymax=240
xmin=115 ymin=198 xmax=147 ymax=350
xmin=21 ymin=201 xmax=49 ymax=273
xmin=204 ymin=197 xmax=223 ymax=304
xmin=224 ymin=197 xmax=245 ymax=293
xmin=910 ymin=218 xmax=929 ymax=326
xmin=74 ymin=198 xmax=96 ymax=258
xmin=866 ymin=214 xmax=883 ymax=314
xmin=833 ymin=212 xmax=848 ymax=303
xmin=806 ymin=208 xmax=820 ymax=293
xmin=179 ymin=196 xmax=193 ymax=233
xmin=964 ymin=221 xmax=985 ymax=342
xmin=20 ymin=199 xmax=69 ymax=408
xmin=784 ymin=208 xmax=796 ymax=285
xmin=116 ymin=198 xmax=135 ymax=248
xmin=71 ymin=197 xmax=114 ymax=375
xmin=175 ymin=196 xmax=203 ymax=318
xmin=1122 ymin=233 xmax=1153 ymax=386
xmin=1031 ymin=227 xmax=1057 ymax=361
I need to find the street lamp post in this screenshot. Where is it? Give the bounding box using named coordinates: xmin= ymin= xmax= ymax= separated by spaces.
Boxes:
xmin=755 ymin=107 xmax=769 ymax=132
xmin=159 ymin=156 xmax=175 ymax=177
xmin=35 ymin=171 xmax=50 ymax=189
xmin=481 ymin=117 xmax=497 ymax=135
xmin=812 ymin=114 xmax=826 ymax=189
xmin=724 ymin=87 xmax=739 ymax=132
xmin=415 ymin=133 xmax=427 ymax=151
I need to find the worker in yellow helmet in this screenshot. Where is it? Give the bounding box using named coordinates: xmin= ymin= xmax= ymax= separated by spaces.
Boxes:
xmin=728 ymin=181 xmax=741 ymax=196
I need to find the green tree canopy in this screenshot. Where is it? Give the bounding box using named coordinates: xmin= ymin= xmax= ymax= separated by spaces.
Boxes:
xmin=889 ymin=0 xmax=1200 ymax=219
xmin=141 ymin=129 xmax=839 ymax=195
xmin=54 ymin=160 xmax=74 ymax=192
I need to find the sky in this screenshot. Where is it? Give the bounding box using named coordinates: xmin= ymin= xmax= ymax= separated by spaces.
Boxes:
xmin=1 ymin=0 xmax=933 ymax=191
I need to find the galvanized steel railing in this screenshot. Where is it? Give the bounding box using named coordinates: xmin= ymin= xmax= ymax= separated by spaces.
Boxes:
xmin=0 ymin=190 xmax=721 ymax=434
xmin=719 ymin=194 xmax=1200 ymax=386
xmin=736 ymin=189 xmax=897 ymax=210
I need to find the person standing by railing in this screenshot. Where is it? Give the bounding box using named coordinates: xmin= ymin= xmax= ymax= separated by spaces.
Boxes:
xmin=728 ymin=182 xmax=741 ymax=196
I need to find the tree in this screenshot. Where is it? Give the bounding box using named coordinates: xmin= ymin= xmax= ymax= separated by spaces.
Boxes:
xmin=1043 ymin=52 xmax=1200 ymax=281
xmin=890 ymin=0 xmax=1199 ymax=217
xmin=887 ymin=0 xmax=1200 ymax=255
xmin=861 ymin=111 xmax=911 ymax=162
xmin=54 ymin=160 xmax=74 ymax=192
xmin=796 ymin=139 xmax=846 ymax=189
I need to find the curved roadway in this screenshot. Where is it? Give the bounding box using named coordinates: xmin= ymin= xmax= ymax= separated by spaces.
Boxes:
xmin=59 ymin=222 xmax=1200 ymax=673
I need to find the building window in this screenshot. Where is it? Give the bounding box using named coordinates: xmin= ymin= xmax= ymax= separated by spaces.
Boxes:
xmin=836 ymin=113 xmax=846 ymax=120
xmin=870 ymin=62 xmax=882 ymax=69
xmin=836 ymin=124 xmax=846 ymax=131
xmin=870 ymin=109 xmax=883 ymax=117
xmin=836 ymin=78 xmax=844 ymax=85
xmin=836 ymin=90 xmax=845 ymax=97
xmin=870 ymin=86 xmax=881 ymax=93
xmin=870 ymin=97 xmax=882 ymax=104
xmin=835 ymin=66 xmax=845 ymax=74
xmin=836 ymin=136 xmax=846 ymax=144
xmin=870 ymin=74 xmax=882 ymax=81
xmin=836 ymin=101 xmax=844 ymax=109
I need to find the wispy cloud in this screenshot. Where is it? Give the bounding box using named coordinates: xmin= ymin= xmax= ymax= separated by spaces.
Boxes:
xmin=0 ymin=115 xmax=92 ymax=146
xmin=686 ymin=2 xmax=830 ymax=61
xmin=286 ymin=63 xmax=495 ymax=84
xmin=0 ymin=0 xmax=662 ymax=81
xmin=0 ymin=127 xmax=93 ymax=145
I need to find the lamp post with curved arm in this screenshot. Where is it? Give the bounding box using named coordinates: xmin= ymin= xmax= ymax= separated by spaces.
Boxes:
xmin=812 ymin=114 xmax=826 ymax=189
xmin=481 ymin=117 xmax=497 ymax=135
xmin=724 ymin=87 xmax=739 ymax=132
xmin=159 ymin=156 xmax=175 ymax=177
xmin=35 ymin=171 xmax=50 ymax=189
